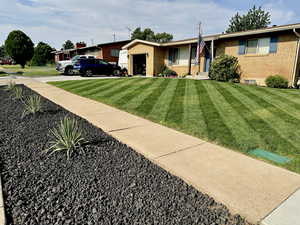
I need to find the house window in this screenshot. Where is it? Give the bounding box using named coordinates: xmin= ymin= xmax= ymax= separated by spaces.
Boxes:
xmin=191 ymin=46 xmax=197 ymax=64
xmin=169 ymin=48 xmax=179 ymax=65
xmin=246 ymin=38 xmax=270 ymax=54
xmin=110 ymin=49 xmax=120 ymax=57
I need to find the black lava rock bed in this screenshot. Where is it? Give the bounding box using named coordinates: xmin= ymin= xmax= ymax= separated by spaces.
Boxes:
xmin=0 ymin=85 xmax=252 ymax=225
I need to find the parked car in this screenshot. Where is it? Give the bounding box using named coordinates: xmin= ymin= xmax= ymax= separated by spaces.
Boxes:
xmin=56 ymin=55 xmax=96 ymax=75
xmin=118 ymin=50 xmax=129 ymax=76
xmin=0 ymin=58 xmax=13 ymax=65
xmin=73 ymin=58 xmax=121 ymax=76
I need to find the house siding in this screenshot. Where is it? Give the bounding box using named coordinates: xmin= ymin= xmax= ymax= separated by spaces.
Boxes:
xmin=128 ymin=43 xmax=155 ymax=76
xmin=215 ymin=33 xmax=299 ymax=85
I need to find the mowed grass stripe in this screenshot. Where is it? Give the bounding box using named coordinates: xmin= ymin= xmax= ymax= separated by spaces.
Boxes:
xmin=182 ymin=80 xmax=208 ymax=138
xmin=165 ymin=79 xmax=187 ymax=127
xmin=214 ymin=82 xmax=297 ymax=154
xmin=96 ymin=78 xmax=146 ymax=99
xmin=234 ymin=84 xmax=300 ymax=125
xmin=84 ymin=78 xmax=135 ymax=97
xmin=250 ymin=86 xmax=300 ymax=112
xmin=149 ymin=79 xmax=179 ymax=123
xmin=205 ymin=81 xmax=261 ymax=151
xmin=226 ymin=83 xmax=300 ymax=154
xmin=121 ymin=78 xmax=165 ymax=111
xmin=69 ymin=79 xmax=117 ymax=94
xmin=195 ymin=81 xmax=237 ymax=148
xmin=64 ymin=79 xmax=103 ymax=92
xmin=135 ymin=78 xmax=171 ymax=116
xmin=115 ymin=78 xmax=159 ymax=108
xmin=60 ymin=80 xmax=98 ymax=91
xmin=51 ymin=80 xmax=84 ymax=88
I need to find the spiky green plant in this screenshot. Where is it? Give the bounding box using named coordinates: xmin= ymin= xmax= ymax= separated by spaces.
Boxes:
xmin=22 ymin=95 xmax=43 ymax=118
xmin=4 ymin=80 xmax=16 ymax=91
xmin=11 ymin=86 xmax=23 ymax=100
xmin=45 ymin=117 xmax=85 ymax=159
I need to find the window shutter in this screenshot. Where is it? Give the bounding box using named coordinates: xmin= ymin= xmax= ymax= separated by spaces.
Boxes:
xmin=269 ymin=37 xmax=278 ymax=53
xmin=176 ymin=48 xmax=179 ymax=65
xmin=238 ymin=40 xmax=246 ymax=55
xmin=168 ymin=49 xmax=173 ymax=65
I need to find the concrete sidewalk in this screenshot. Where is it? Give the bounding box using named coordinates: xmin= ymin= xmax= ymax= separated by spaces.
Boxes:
xmin=2 ymin=78 xmax=300 ymax=224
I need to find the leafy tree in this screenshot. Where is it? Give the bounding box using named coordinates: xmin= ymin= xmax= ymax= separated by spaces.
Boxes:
xmin=226 ymin=6 xmax=271 ymax=33
xmin=63 ymin=40 xmax=75 ymax=50
xmin=0 ymin=45 xmax=7 ymax=58
xmin=31 ymin=42 xmax=54 ymax=66
xmin=131 ymin=27 xmax=173 ymax=43
xmin=5 ymin=30 xmax=34 ymax=68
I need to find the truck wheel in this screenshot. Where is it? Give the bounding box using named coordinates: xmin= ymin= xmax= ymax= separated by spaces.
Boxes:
xmin=65 ymin=67 xmax=73 ymax=75
xmin=113 ymin=69 xmax=120 ymax=76
xmin=85 ymin=69 xmax=93 ymax=77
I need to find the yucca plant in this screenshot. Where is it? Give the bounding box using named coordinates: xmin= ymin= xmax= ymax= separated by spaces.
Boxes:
xmin=4 ymin=80 xmax=16 ymax=91
xmin=45 ymin=117 xmax=85 ymax=159
xmin=11 ymin=86 xmax=23 ymax=100
xmin=22 ymin=95 xmax=43 ymax=118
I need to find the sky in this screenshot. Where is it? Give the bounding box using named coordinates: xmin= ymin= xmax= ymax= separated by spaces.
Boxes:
xmin=0 ymin=0 xmax=299 ymax=49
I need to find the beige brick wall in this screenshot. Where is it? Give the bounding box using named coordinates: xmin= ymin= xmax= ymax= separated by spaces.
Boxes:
xmin=154 ymin=47 xmax=166 ymax=75
xmin=164 ymin=45 xmax=206 ymax=76
xmin=215 ymin=33 xmax=299 ymax=85
xmin=128 ymin=43 xmax=155 ymax=76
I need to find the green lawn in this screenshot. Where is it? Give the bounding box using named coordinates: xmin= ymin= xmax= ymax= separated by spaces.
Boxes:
xmin=50 ymin=78 xmax=300 ymax=173
xmin=1 ymin=65 xmax=59 ymax=77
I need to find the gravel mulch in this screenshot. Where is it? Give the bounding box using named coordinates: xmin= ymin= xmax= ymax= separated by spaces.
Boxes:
xmin=0 ymin=85 xmax=253 ymax=225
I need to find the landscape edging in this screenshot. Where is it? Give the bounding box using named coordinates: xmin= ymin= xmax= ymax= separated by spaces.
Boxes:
xmin=0 ymin=175 xmax=6 ymax=225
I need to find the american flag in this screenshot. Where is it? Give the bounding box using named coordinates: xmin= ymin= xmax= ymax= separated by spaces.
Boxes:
xmin=195 ymin=33 xmax=205 ymax=64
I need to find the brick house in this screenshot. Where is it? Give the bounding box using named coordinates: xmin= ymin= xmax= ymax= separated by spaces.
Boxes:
xmin=122 ymin=23 xmax=300 ymax=86
xmin=54 ymin=40 xmax=130 ymax=64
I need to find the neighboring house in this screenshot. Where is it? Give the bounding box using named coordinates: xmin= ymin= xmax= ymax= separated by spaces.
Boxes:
xmin=54 ymin=40 xmax=130 ymax=64
xmin=122 ymin=23 xmax=300 ymax=86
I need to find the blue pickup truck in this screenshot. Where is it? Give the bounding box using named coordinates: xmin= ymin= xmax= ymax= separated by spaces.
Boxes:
xmin=73 ymin=58 xmax=121 ymax=76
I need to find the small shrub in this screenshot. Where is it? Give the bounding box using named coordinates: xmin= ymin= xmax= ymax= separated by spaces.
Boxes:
xmin=159 ymin=67 xmax=177 ymax=77
xmin=209 ymin=55 xmax=240 ymax=82
xmin=11 ymin=86 xmax=23 ymax=100
xmin=265 ymin=75 xmax=288 ymax=88
xmin=4 ymin=80 xmax=16 ymax=91
xmin=45 ymin=117 xmax=85 ymax=159
xmin=22 ymin=95 xmax=43 ymax=118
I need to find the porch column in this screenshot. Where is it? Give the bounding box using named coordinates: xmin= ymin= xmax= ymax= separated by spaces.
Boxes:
xmin=188 ymin=44 xmax=192 ymax=75
xmin=211 ymin=39 xmax=214 ymax=62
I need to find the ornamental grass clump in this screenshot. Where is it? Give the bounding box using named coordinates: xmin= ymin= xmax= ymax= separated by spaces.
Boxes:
xmin=4 ymin=80 xmax=16 ymax=91
xmin=46 ymin=117 xmax=85 ymax=159
xmin=11 ymin=86 xmax=23 ymax=100
xmin=22 ymin=95 xmax=43 ymax=118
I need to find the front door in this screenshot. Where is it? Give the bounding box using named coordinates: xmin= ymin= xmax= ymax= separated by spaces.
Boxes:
xmin=204 ymin=50 xmax=211 ymax=72
xmin=133 ymin=54 xmax=146 ymax=76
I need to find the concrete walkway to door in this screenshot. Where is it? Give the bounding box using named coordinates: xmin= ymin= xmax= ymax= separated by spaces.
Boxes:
xmin=1 ymin=77 xmax=300 ymax=224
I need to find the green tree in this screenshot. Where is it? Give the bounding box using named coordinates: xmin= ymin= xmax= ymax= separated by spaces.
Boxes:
xmin=0 ymin=45 xmax=7 ymax=58
xmin=226 ymin=6 xmax=271 ymax=33
xmin=31 ymin=42 xmax=54 ymax=66
xmin=63 ymin=40 xmax=75 ymax=50
xmin=131 ymin=27 xmax=173 ymax=43
xmin=5 ymin=30 xmax=34 ymax=68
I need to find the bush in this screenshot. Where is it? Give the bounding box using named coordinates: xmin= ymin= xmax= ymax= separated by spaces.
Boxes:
xmin=22 ymin=95 xmax=43 ymax=118
xmin=11 ymin=86 xmax=23 ymax=100
xmin=4 ymin=80 xmax=16 ymax=91
xmin=158 ymin=67 xmax=177 ymax=77
xmin=209 ymin=55 xmax=240 ymax=82
xmin=45 ymin=117 xmax=85 ymax=159
xmin=265 ymin=75 xmax=288 ymax=88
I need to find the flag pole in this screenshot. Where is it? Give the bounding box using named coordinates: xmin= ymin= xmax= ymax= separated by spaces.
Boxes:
xmin=198 ymin=22 xmax=202 ymax=75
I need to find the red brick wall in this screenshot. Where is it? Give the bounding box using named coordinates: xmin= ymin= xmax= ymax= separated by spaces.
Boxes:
xmin=101 ymin=41 xmax=130 ymax=63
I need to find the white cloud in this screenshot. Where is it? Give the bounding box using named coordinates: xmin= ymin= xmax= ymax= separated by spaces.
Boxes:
xmin=0 ymin=0 xmax=298 ymax=49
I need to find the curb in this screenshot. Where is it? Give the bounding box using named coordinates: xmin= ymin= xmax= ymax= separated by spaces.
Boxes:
xmin=261 ymin=188 xmax=300 ymax=225
xmin=0 ymin=175 xmax=6 ymax=225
